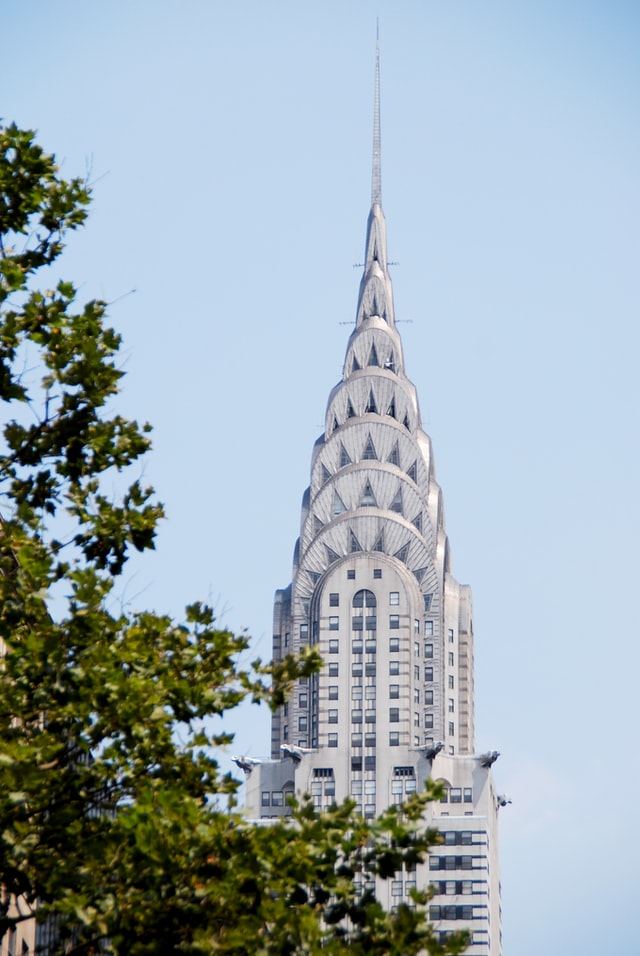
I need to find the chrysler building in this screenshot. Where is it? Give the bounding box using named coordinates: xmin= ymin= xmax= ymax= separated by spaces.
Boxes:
xmin=241 ymin=43 xmax=503 ymax=956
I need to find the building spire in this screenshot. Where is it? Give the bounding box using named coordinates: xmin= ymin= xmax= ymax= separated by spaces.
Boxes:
xmin=371 ymin=21 xmax=381 ymax=207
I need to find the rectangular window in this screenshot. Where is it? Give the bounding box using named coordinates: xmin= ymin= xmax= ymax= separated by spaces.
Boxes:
xmin=329 ymin=616 xmax=339 ymax=630
xmin=283 ymin=703 xmax=288 ymax=716
xmin=298 ymin=716 xmax=308 ymax=731
xmin=328 ymin=686 xmax=339 ymax=700
xmin=463 ymin=789 xmax=473 ymax=804
xmin=389 ymin=591 xmax=400 ymax=606
xmin=299 ymin=694 xmax=308 ymax=708
xmin=389 ymin=637 xmax=400 ymax=652
xmin=425 ymin=690 xmax=434 ymax=705
xmin=450 ymin=788 xmax=462 ymax=804
xmin=365 ymin=663 xmax=376 ymax=676
xmin=414 ymin=665 xmax=420 ymax=681
xmin=414 ymin=619 xmax=420 ymax=634
xmin=271 ymin=791 xmax=284 ymax=806
xmin=448 ymin=652 xmax=454 ymax=666
xmin=365 ymin=712 xmax=376 ymax=723
xmin=261 ymin=792 xmax=270 ymax=806
xmin=424 ymin=619 xmax=434 ymax=635
xmin=351 ymin=779 xmax=362 ymax=795
xmin=373 ymin=568 xmax=382 ymax=579
xmin=429 ymin=905 xmax=441 ymax=919
xmin=389 ymin=614 xmax=400 ymax=629
xmin=364 ymin=755 xmax=376 ymax=770
xmin=347 ymin=569 xmax=355 ymax=580
xmin=389 ymin=708 xmax=400 ymax=723
xmin=329 ymin=663 xmax=339 ymax=677
xmin=424 ymin=713 xmax=434 ymax=729
xmin=352 ymin=685 xmax=363 ymax=699
xmin=300 ymin=623 xmax=308 ymax=641
xmin=413 ymin=712 xmax=420 ymax=727
xmin=352 ymin=617 xmax=363 ymax=630
xmin=414 ymin=688 xmax=420 ymax=704
xmin=448 ymin=721 xmax=455 ymax=736
xmin=364 ymin=685 xmax=376 ymax=699
xmin=448 ymin=628 xmax=454 ymax=642
xmin=414 ymin=641 xmax=420 ymax=657
xmin=329 ymin=593 xmax=339 ymax=606
xmin=389 ymin=684 xmax=400 ymax=699
xmin=448 ymin=698 xmax=455 ymax=713
xmin=460 ymin=832 xmax=473 ymax=845
xmin=352 ymin=641 xmax=363 ymax=654
xmin=351 ymin=756 xmax=362 ymax=770
xmin=389 ymin=731 xmax=400 ymax=746
xmin=284 ymin=632 xmax=290 ymax=647
xmin=329 ymin=640 xmax=339 ymax=654
xmin=351 ymin=732 xmax=362 ymax=747
xmin=364 ymin=779 xmax=376 ymax=795
xmin=328 ymin=733 xmax=338 ymax=748
xmin=364 ymin=732 xmax=376 ymax=747
xmin=352 ymin=709 xmax=363 ymax=723
xmin=424 ymin=666 xmax=433 ymax=681
xmin=352 ymin=662 xmax=363 ymax=677
xmin=392 ymin=881 xmax=403 ymax=897
xmin=461 ymin=881 xmax=473 ymax=895
xmin=448 ymin=674 xmax=454 ymax=689
xmin=328 ymin=709 xmax=338 ymax=724
xmin=389 ymin=661 xmax=400 ymax=675
xmin=365 ymin=615 xmax=377 ymax=631
xmin=424 ymin=644 xmax=433 ymax=658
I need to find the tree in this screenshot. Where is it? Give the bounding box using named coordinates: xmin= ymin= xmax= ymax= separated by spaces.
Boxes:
xmin=0 ymin=123 xmax=469 ymax=956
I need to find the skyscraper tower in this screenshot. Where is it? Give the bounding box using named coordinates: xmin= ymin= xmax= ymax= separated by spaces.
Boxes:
xmin=242 ymin=42 xmax=503 ymax=956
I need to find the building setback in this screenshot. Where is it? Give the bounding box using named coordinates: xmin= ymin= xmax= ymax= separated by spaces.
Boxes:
xmin=241 ymin=44 xmax=503 ymax=956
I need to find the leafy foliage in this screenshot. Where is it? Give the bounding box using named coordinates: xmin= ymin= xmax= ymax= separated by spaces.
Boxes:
xmin=0 ymin=124 xmax=468 ymax=956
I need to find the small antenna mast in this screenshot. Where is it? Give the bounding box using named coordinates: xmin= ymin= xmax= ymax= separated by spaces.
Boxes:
xmin=371 ymin=19 xmax=382 ymax=206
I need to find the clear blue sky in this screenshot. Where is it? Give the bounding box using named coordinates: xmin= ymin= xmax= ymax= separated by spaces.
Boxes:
xmin=3 ymin=2 xmax=640 ymax=953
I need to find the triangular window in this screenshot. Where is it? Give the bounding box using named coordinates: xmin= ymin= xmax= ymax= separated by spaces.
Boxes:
xmin=368 ymin=343 xmax=379 ymax=367
xmin=388 ymin=442 xmax=400 ymax=467
xmin=362 ymin=434 xmax=377 ymax=461
xmin=332 ymin=415 xmax=339 ymax=433
xmin=339 ymin=444 xmax=352 ymax=468
xmin=352 ymin=354 xmax=361 ymax=372
xmin=387 ymin=396 xmax=396 ymax=419
xmin=403 ymin=412 xmax=411 ymax=431
xmin=412 ymin=567 xmax=428 ymax=584
xmin=412 ymin=512 xmax=423 ymax=533
xmin=372 ymin=528 xmax=385 ymax=553
xmin=321 ymin=464 xmax=331 ymax=484
xmin=326 ymin=546 xmax=340 ymax=565
xmin=394 ymin=542 xmax=410 ymax=564
xmin=308 ymin=571 xmax=321 ymax=584
xmin=365 ymin=389 xmax=378 ymax=414
xmin=360 ymin=480 xmax=377 ymax=508
xmin=350 ymin=530 xmax=363 ymax=553
xmin=385 ymin=352 xmax=395 ymax=373
xmin=407 ymin=461 xmax=417 ymax=482
xmin=314 ymin=515 xmax=325 ymax=534
xmin=332 ymin=490 xmax=347 ymax=516
xmin=347 ymin=399 xmax=356 ymax=419
xmin=389 ymin=488 xmax=403 ymax=515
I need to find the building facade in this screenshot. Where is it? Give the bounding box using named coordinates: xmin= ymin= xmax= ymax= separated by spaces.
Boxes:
xmin=242 ymin=49 xmax=503 ymax=956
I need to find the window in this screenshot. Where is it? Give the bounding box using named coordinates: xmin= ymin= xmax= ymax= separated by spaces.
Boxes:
xmin=373 ymin=568 xmax=382 ymax=579
xmin=284 ymin=632 xmax=290 ymax=648
xmin=262 ymin=792 xmax=270 ymax=806
xmin=389 ymin=732 xmax=400 ymax=746
xmin=424 ymin=593 xmax=432 ymax=612
xmin=365 ymin=712 xmax=376 ymax=724
xmin=448 ymin=675 xmax=454 ymax=689
xmin=414 ymin=665 xmax=420 ymax=681
xmin=449 ymin=698 xmax=455 ymax=713
xmin=328 ymin=709 xmax=338 ymax=724
xmin=365 ymin=755 xmax=376 ymax=770
xmin=328 ymin=733 xmax=338 ymax=748
xmin=347 ymin=569 xmax=356 ymax=580
xmin=299 ymin=694 xmax=308 ymax=708
xmin=389 ymin=591 xmax=400 ymax=606
xmin=329 ymin=593 xmax=339 ymax=607
xmin=352 ymin=709 xmax=363 ymax=723
xmin=352 ymin=685 xmax=363 ymax=700
xmin=351 ymin=779 xmax=362 ymax=795
xmin=448 ymin=652 xmax=454 ymax=666
xmin=329 ymin=616 xmax=339 ymax=630
xmin=389 ymin=614 xmax=400 ymax=629
xmin=450 ymin=788 xmax=462 ymax=804
xmin=298 ymin=716 xmax=308 ymax=731
xmin=448 ymin=628 xmax=454 ymax=642
xmin=283 ymin=703 xmax=288 ymax=716
xmin=414 ymin=641 xmax=420 ymax=657
xmin=352 ymin=662 xmax=363 ymax=677
xmin=329 ymin=640 xmax=339 ymax=653
xmin=424 ymin=713 xmax=434 ymax=729
xmin=271 ymin=791 xmax=284 ymax=806
xmin=351 ymin=733 xmax=362 ymax=747
xmin=351 ymin=756 xmax=362 ymax=770
xmin=365 ymin=732 xmax=376 ymax=747
xmin=300 ymin=623 xmax=308 ymax=641
xmin=425 ymin=666 xmax=433 ymax=681
xmin=389 ymin=685 xmax=400 ymax=699
xmin=329 ymin=663 xmax=339 ymax=677
xmin=425 ymin=690 xmax=434 ymax=705
xmin=352 ymin=640 xmax=363 ymax=654
xmin=414 ymin=619 xmax=420 ymax=634
xmin=463 ymin=788 xmax=473 ymax=804
xmin=392 ymin=881 xmax=403 ymax=897
xmin=448 ymin=722 xmax=455 ymax=736
xmin=389 ymin=661 xmax=400 ymax=675
xmin=364 ymin=685 xmax=376 ymax=699
xmin=389 ymin=637 xmax=400 ymax=652
xmin=283 ymin=724 xmax=288 ymax=740
xmin=425 ymin=644 xmax=433 ymax=658
xmin=414 ymin=688 xmax=420 ymax=704
xmin=425 ymin=620 xmax=434 ymax=635
xmin=365 ymin=663 xmax=376 ymax=676
xmin=389 ymin=708 xmax=400 ymax=723
xmin=414 ymin=712 xmax=420 ymax=727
